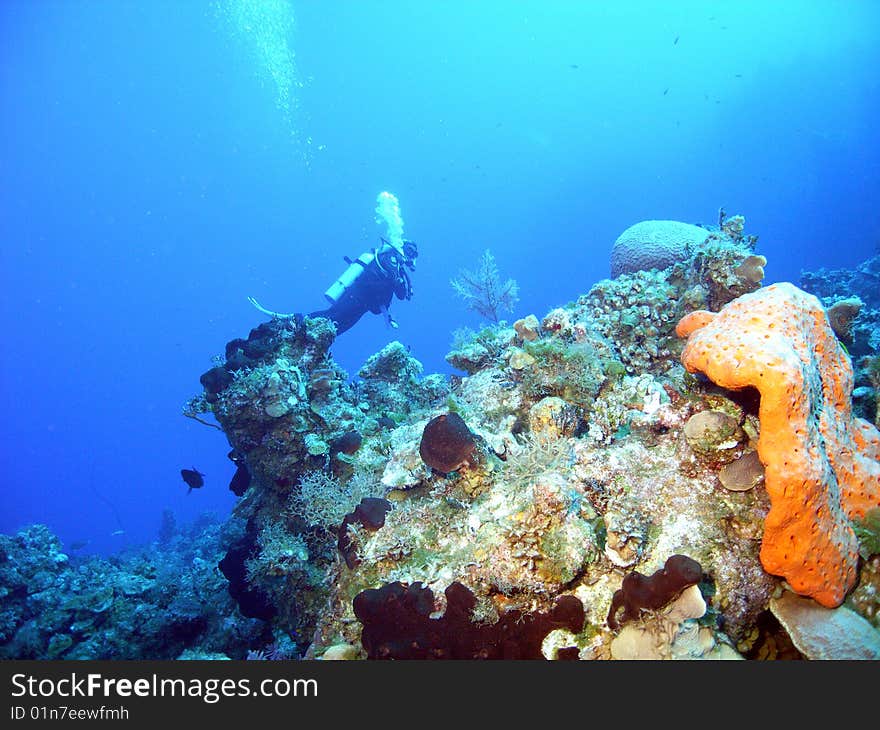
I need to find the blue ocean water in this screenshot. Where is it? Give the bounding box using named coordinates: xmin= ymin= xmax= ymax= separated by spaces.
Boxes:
xmin=1 ymin=0 xmax=878 ymax=556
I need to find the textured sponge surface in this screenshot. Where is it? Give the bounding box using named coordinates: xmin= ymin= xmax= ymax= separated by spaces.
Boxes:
xmin=677 ymin=283 xmax=880 ymax=607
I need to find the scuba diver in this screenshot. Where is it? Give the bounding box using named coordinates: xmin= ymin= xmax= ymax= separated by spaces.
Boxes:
xmin=248 ymin=237 xmax=418 ymax=335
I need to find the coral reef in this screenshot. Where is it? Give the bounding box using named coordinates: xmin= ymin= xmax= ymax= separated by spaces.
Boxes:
xmin=181 ymin=314 xmax=449 ymax=646
xmin=576 ymin=214 xmax=766 ymax=375
xmin=183 ymin=218 xmax=801 ymax=661
xmin=13 ymin=212 xmax=880 ymax=660
xmin=677 ymin=282 xmax=880 ymax=607
xmin=801 ymin=254 xmax=880 ymax=312
xmin=0 ymin=520 xmax=263 ymax=659
xmin=800 ymin=254 xmax=880 ymax=427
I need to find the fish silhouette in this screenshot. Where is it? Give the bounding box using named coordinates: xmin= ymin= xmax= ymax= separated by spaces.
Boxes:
xmin=181 ymin=467 xmax=205 ymax=493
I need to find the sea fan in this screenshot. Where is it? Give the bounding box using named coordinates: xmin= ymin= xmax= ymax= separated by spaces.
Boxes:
xmin=450 ymin=250 xmax=519 ymax=323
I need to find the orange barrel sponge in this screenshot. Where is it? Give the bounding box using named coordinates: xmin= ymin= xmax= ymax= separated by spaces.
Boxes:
xmin=676 ymin=282 xmax=880 ymax=608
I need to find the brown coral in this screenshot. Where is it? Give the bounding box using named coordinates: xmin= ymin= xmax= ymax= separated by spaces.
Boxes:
xmin=419 ymin=412 xmax=479 ymax=474
xmin=733 ymin=254 xmax=767 ymax=285
xmin=514 ymin=314 xmax=540 ymax=342
xmin=676 ymin=283 xmax=880 ymax=607
xmin=718 ymin=450 xmax=765 ymax=492
xmin=826 ymin=297 xmax=863 ymax=343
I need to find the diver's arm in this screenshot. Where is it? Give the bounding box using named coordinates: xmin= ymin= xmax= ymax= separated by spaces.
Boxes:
xmin=379 ymin=304 xmax=399 ymax=329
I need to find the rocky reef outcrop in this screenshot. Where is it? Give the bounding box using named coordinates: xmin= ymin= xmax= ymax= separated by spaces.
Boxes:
xmin=7 ymin=213 xmax=879 ymax=661
xmin=800 ymin=253 xmax=880 ymax=427
xmin=172 ymin=213 xmax=878 ymax=660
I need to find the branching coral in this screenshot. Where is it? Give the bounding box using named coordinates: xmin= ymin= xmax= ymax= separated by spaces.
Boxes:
xmin=287 ymin=470 xmax=384 ymax=532
xmin=244 ymin=523 xmax=309 ymax=581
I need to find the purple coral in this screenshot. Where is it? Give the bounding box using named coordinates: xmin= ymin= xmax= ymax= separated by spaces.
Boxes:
xmin=610 ymin=220 xmax=709 ymax=278
xmin=353 ymin=581 xmax=584 ymax=659
xmin=607 ymin=554 xmax=703 ymax=629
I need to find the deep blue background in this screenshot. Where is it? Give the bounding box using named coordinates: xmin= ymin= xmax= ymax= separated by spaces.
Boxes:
xmin=2 ymin=0 xmax=878 ymax=555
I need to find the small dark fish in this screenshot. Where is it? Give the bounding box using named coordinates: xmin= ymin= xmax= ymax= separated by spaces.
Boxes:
xmin=735 ymin=73 xmax=742 ymax=78
xmin=69 ymin=540 xmax=90 ymax=551
xmin=569 ymin=64 xmax=579 ymax=69
xmin=377 ymin=415 xmax=396 ymax=429
xmin=663 ymin=88 xmax=669 ymax=95
xmin=673 ymin=35 xmax=679 ymax=45
xmin=181 ymin=467 xmax=205 ymax=493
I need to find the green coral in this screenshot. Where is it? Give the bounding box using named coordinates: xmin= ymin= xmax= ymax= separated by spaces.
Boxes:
xmin=245 ymin=522 xmax=310 ymax=582
xmin=538 ymin=521 xmax=597 ymax=585
xmin=446 ymin=324 xmax=512 ymax=374
xmin=502 ymin=434 xmax=573 ymax=494
xmin=853 ymin=507 xmax=880 ymax=559
xmin=359 ymin=341 xmax=423 ymax=383
xmin=521 ymin=338 xmax=606 ymax=409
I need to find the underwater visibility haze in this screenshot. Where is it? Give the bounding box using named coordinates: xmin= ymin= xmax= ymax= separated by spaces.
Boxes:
xmin=1 ymin=0 xmax=880 ymax=660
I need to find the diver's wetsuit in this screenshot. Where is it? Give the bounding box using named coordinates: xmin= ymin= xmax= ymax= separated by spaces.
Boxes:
xmin=308 ymin=245 xmax=413 ymax=335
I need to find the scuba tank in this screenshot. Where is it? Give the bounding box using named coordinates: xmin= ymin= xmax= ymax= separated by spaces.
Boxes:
xmin=324 ymin=251 xmax=375 ymax=304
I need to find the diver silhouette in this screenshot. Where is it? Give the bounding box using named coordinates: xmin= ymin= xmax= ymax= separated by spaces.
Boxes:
xmin=249 ymin=238 xmax=417 ymax=336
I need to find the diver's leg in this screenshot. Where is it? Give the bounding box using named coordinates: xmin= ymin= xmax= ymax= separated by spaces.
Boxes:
xmin=308 ymin=300 xmax=364 ymax=336
xmin=247 ymin=296 xmax=298 ymax=319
